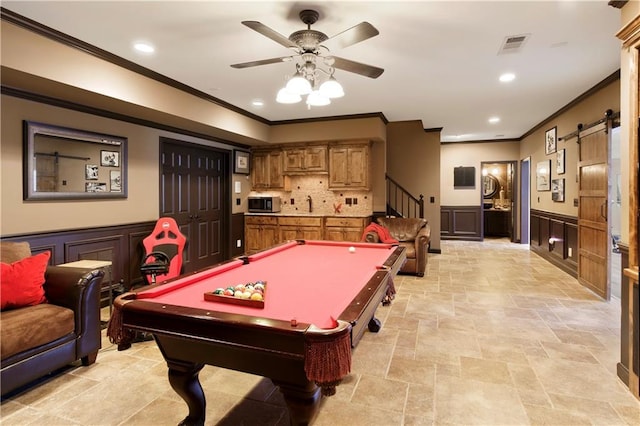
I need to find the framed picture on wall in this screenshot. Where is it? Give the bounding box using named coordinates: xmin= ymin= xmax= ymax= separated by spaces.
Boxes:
xmin=85 ymin=182 xmax=107 ymax=192
xmin=552 ymin=178 xmax=565 ymax=202
xmin=545 ymin=126 xmax=557 ymax=155
xmin=536 ymin=160 xmax=551 ymax=191
xmin=85 ymin=164 xmax=98 ymax=180
xmin=233 ymin=150 xmax=250 ymax=175
xmin=110 ymin=170 xmax=121 ymax=192
xmin=556 ymin=149 xmax=565 ymax=174
xmin=100 ymin=150 xmax=120 ymax=167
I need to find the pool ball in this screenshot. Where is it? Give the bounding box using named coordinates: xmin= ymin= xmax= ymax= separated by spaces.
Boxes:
xmin=223 ymin=289 xmax=235 ymax=296
xmin=250 ymin=292 xmax=263 ymax=301
xmin=213 ymin=288 xmax=225 ymax=295
xmin=234 ymin=290 xmax=244 ymax=298
xmin=349 ymin=246 xmax=356 ymax=253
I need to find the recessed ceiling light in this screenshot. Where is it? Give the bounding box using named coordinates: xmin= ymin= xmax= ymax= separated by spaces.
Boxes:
xmin=488 ymin=117 xmax=500 ymax=124
xmin=252 ymin=100 xmax=264 ymax=107
xmin=133 ymin=42 xmax=155 ymax=54
xmin=499 ymin=73 xmax=515 ymax=82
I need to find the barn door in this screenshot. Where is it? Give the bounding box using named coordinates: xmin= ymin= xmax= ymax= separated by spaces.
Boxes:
xmin=577 ymin=122 xmax=609 ymax=299
xmin=160 ymin=138 xmax=229 ymax=272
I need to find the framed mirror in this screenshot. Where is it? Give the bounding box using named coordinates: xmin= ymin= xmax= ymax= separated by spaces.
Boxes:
xmin=483 ymin=174 xmax=499 ymax=199
xmin=23 ymin=120 xmax=127 ymax=200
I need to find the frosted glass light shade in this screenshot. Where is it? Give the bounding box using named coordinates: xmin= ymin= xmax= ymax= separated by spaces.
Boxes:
xmin=276 ymin=88 xmax=301 ymax=104
xmin=319 ymin=77 xmax=344 ymax=98
xmin=306 ymin=90 xmax=331 ymax=106
xmin=285 ymin=74 xmax=312 ymax=95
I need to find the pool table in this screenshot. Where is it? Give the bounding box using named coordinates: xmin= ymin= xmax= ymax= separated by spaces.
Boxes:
xmin=108 ymin=240 xmax=406 ymax=425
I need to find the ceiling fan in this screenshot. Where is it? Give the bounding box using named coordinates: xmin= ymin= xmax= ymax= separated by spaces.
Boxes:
xmin=230 ymin=9 xmax=384 ymax=80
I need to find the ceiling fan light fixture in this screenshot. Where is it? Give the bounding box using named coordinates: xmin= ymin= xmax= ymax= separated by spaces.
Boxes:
xmin=319 ymin=76 xmax=344 ymax=98
xmin=306 ymin=90 xmax=331 ymax=107
xmin=276 ymin=88 xmax=302 ymax=104
xmin=285 ymin=72 xmax=312 ymax=95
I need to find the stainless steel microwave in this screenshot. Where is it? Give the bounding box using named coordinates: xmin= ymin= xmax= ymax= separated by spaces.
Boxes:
xmin=248 ymin=196 xmax=281 ymax=213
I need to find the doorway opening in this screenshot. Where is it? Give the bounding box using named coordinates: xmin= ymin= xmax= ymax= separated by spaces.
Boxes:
xmin=609 ymin=126 xmax=621 ymax=299
xmin=520 ymin=157 xmax=531 ymax=245
xmin=481 ymin=161 xmax=517 ymax=241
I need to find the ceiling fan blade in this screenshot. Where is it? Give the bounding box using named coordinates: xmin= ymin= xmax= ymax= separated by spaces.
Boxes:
xmin=242 ymin=21 xmax=298 ymax=49
xmin=325 ymin=22 xmax=379 ymax=50
xmin=331 ymin=56 xmax=384 ymax=79
xmin=230 ymin=56 xmax=294 ymax=69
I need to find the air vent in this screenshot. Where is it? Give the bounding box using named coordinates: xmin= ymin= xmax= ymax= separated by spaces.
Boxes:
xmin=498 ymin=33 xmax=530 ymax=55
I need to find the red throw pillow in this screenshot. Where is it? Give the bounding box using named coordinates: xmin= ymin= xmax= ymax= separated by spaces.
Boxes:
xmin=0 ymin=251 xmax=50 ymax=310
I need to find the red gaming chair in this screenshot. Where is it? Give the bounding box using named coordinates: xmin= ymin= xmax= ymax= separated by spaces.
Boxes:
xmin=140 ymin=217 xmax=186 ymax=285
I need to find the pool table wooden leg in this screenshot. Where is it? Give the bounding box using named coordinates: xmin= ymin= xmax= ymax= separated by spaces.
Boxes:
xmin=368 ymin=317 xmax=381 ymax=332
xmin=272 ymin=379 xmax=322 ymax=425
xmin=167 ymin=360 xmax=206 ymax=426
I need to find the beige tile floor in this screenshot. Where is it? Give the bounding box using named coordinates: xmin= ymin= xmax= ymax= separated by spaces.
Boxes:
xmin=2 ymin=238 xmax=640 ymax=425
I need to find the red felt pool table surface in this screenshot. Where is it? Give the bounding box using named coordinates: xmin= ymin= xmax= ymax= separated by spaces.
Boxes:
xmin=136 ymin=240 xmax=399 ymax=329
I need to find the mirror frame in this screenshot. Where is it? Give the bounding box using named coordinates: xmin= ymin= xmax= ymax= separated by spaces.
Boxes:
xmin=483 ymin=174 xmax=499 ymax=199
xmin=23 ymin=120 xmax=128 ymax=200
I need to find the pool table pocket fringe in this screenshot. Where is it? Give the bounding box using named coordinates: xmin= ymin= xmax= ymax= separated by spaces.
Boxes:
xmin=106 ymin=293 xmax=135 ymax=345
xmin=304 ymin=324 xmax=352 ymax=396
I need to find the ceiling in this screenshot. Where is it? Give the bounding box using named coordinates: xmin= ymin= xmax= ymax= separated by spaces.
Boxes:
xmin=2 ymin=1 xmax=622 ymax=142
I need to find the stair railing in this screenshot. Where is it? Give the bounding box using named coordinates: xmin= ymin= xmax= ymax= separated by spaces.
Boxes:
xmin=386 ymin=174 xmax=424 ymax=218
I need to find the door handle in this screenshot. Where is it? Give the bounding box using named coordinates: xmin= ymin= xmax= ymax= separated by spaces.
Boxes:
xmin=600 ymin=202 xmax=607 ymax=220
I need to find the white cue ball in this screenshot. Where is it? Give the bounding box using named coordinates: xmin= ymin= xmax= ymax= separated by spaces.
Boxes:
xmin=349 ymin=246 xmax=356 ymax=253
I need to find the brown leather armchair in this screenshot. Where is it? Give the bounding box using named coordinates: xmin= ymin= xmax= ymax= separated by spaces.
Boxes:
xmin=1 ymin=241 xmax=103 ymax=396
xmin=365 ymin=217 xmax=430 ymax=276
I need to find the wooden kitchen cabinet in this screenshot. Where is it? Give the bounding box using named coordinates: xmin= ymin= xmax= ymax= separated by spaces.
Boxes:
xmin=279 ymin=216 xmax=323 ymax=241
xmin=251 ymin=149 xmax=287 ymax=189
xmin=324 ymin=217 xmax=370 ymax=242
xmin=245 ymin=216 xmax=278 ymax=253
xmin=328 ymin=142 xmax=370 ymax=189
xmin=283 ymin=145 xmax=327 ymax=174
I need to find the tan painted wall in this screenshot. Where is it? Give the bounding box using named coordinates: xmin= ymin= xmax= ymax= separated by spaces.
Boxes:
xmin=0 ymin=95 xmax=241 ymax=235
xmin=440 ymin=141 xmax=520 ymax=206
xmin=519 ymin=79 xmax=620 ymax=217
xmin=268 ymin=117 xmax=386 ymax=144
xmin=1 ymin=20 xmax=270 ymax=145
xmin=386 ymin=121 xmax=441 ymax=251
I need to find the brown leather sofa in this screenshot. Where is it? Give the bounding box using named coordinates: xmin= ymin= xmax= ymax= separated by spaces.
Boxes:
xmin=364 ymin=217 xmax=430 ymax=276
xmin=0 ymin=242 xmax=104 ymax=396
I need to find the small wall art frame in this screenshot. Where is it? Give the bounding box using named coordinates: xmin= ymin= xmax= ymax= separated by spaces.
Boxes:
xmin=233 ymin=150 xmax=250 ymax=175
xmin=536 ymin=159 xmax=551 ymax=191
xmin=556 ymin=149 xmax=565 ymax=174
xmin=552 ymin=178 xmax=565 ymax=202
xmin=545 ymin=126 xmax=557 ymax=155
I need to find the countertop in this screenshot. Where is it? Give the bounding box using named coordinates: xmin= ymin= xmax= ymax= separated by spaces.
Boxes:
xmin=245 ymin=212 xmax=372 ymax=218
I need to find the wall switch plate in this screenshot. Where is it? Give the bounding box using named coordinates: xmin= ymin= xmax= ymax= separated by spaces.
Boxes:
xmin=236 ymin=239 xmax=242 ymax=248
xmin=573 ymin=199 xmax=579 ymax=207
xmin=430 ymin=196 xmax=435 ymax=203
xmin=236 ymin=198 xmax=241 ymax=206
xmin=290 ymin=198 xmax=295 ymax=205
xmin=345 ymin=198 xmax=352 ymax=205
xmin=568 ymin=247 xmax=572 ymax=257
xmin=353 ymin=198 xmax=357 ymax=205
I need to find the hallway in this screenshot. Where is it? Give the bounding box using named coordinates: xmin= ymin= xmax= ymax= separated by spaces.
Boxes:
xmin=2 ymin=239 xmax=639 ymax=425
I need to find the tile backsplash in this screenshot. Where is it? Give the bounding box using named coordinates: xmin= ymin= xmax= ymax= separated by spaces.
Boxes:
xmin=249 ymin=175 xmax=372 ymax=216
